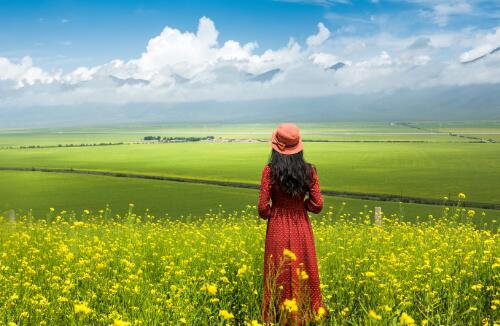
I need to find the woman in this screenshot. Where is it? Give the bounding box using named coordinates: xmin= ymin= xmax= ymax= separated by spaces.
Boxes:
xmin=258 ymin=123 xmax=327 ymax=325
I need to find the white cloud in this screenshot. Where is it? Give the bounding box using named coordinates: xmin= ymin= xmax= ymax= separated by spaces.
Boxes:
xmin=0 ymin=56 xmax=59 ymax=88
xmin=309 ymin=52 xmax=340 ymax=68
xmin=459 ymin=27 xmax=500 ymax=63
xmin=0 ymin=17 xmax=499 ymax=108
xmin=129 ymin=16 xmax=220 ymax=80
xmin=63 ymin=66 xmax=99 ymax=84
xmin=306 ymin=22 xmax=331 ymax=47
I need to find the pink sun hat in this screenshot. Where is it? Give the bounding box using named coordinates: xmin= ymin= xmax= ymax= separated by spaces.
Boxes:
xmin=271 ymin=123 xmax=304 ymax=155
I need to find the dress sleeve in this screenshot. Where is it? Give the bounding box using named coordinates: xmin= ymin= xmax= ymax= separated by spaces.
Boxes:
xmin=304 ymin=166 xmax=323 ymax=214
xmin=257 ymin=165 xmax=272 ymax=220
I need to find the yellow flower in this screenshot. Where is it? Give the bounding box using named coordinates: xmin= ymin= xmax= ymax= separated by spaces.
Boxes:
xmin=283 ymin=248 xmax=297 ymax=261
xmin=368 ymin=310 xmax=382 ymax=321
xmin=471 ymin=283 xmax=483 ymax=291
xmin=383 ymin=305 xmax=392 ymax=312
xmin=341 ymin=307 xmax=349 ymax=317
xmin=248 ymin=320 xmax=263 ymax=326
xmin=467 ymin=210 xmax=476 ymax=217
xmin=57 ymin=296 xmax=69 ymax=303
xmin=237 ymin=264 xmax=248 ymax=277
xmin=296 ymin=268 xmax=309 ymax=280
xmin=399 ymin=312 xmax=415 ymax=325
xmin=365 ymin=271 xmax=376 ymax=278
xmin=282 ymin=298 xmax=298 ymax=313
xmin=458 ymin=193 xmax=466 ymax=200
xmin=19 ymin=312 xmax=29 ymax=318
xmin=315 ymin=306 xmax=327 ymax=321
xmin=112 ymin=320 xmax=130 ymax=326
xmin=421 ymin=320 xmax=428 ymax=326
xmin=219 ymin=309 xmax=234 ymax=320
xmin=179 ymin=318 xmax=187 ymax=324
xmin=200 ymin=283 xmax=218 ymax=295
xmin=433 ymin=267 xmax=443 ymax=273
xmin=74 ymin=302 xmax=92 ymax=315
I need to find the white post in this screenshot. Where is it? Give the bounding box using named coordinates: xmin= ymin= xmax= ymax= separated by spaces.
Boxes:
xmin=8 ymin=209 xmax=15 ymax=223
xmin=374 ymin=207 xmax=382 ymax=226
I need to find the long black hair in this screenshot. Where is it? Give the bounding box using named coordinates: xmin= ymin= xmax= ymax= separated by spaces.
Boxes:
xmin=268 ymin=149 xmax=314 ymax=198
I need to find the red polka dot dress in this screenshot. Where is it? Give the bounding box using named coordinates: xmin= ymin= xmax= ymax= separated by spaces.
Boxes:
xmin=258 ymin=164 xmax=327 ymax=324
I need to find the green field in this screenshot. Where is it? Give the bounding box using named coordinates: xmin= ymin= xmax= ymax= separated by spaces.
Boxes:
xmin=1 ymin=141 xmax=499 ymax=203
xmin=1 ymin=121 xmax=499 ymax=222
xmin=4 ymin=121 xmax=499 ymax=147
xmin=2 ymin=171 xmax=498 ymax=229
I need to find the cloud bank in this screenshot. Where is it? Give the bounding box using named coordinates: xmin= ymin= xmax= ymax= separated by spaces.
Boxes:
xmin=0 ymin=17 xmax=499 ymax=108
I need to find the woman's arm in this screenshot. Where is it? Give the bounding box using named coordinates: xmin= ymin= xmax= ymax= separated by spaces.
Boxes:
xmin=257 ymin=165 xmax=272 ymax=220
xmin=304 ymin=166 xmax=323 ymax=214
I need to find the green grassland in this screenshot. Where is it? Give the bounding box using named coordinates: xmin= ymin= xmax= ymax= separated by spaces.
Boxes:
xmin=2 ymin=171 xmax=498 ymax=228
xmin=1 ymin=122 xmax=499 ymax=224
xmin=1 ymin=141 xmax=499 ymax=204
xmin=0 ymin=171 xmax=255 ymax=217
xmin=415 ymin=120 xmax=500 ymax=132
xmin=4 ymin=121 xmax=498 ymax=147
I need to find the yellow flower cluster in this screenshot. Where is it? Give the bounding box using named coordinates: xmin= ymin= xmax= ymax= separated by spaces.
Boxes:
xmin=315 ymin=306 xmax=327 ymax=321
xmin=283 ymin=248 xmax=297 ymax=261
xmin=219 ymin=309 xmax=234 ymax=320
xmin=74 ymin=302 xmax=92 ymax=315
xmin=282 ymin=298 xmax=298 ymax=313
xmin=200 ymin=283 xmax=218 ymax=295
xmin=0 ymin=205 xmax=496 ymax=325
xmin=296 ymin=268 xmax=309 ymax=280
xmin=399 ymin=312 xmax=415 ymax=325
xmin=368 ymin=309 xmax=382 ymax=321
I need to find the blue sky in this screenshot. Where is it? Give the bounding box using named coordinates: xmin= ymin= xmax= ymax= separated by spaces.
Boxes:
xmin=1 ymin=0 xmax=498 ymax=71
xmin=0 ymin=0 xmax=499 ymax=108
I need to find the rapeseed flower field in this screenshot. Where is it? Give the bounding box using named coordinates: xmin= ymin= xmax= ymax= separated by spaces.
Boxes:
xmin=0 ymin=202 xmax=498 ymax=325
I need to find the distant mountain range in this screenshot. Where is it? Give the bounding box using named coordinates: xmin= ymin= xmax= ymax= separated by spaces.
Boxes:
xmin=247 ymin=68 xmax=282 ymax=82
xmin=1 ymin=83 xmax=499 ymax=128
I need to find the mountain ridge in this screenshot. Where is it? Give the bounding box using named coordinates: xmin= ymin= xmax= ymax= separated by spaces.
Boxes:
xmin=1 ymin=83 xmax=499 ymax=128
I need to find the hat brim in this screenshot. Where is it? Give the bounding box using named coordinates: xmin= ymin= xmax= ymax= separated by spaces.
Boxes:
xmin=271 ymin=131 xmax=304 ymax=155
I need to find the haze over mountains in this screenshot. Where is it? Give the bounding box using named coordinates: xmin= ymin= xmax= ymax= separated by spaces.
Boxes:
xmin=1 ymin=83 xmax=498 ymax=128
